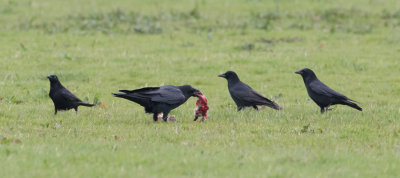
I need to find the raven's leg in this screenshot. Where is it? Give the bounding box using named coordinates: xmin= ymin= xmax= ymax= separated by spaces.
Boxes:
xmin=153 ymin=113 xmax=158 ymax=121
xmin=320 ymin=107 xmax=325 ymax=113
xmin=326 ymin=105 xmax=333 ymax=111
xmin=74 ymin=107 xmax=78 ymax=114
xmin=194 ymin=116 xmax=199 ymax=121
xmin=162 ymin=111 xmax=170 ymax=122
xmin=252 ymin=105 xmax=259 ymax=110
xmin=54 ymin=107 xmax=58 ymax=115
xmin=237 ymin=106 xmax=244 ymax=111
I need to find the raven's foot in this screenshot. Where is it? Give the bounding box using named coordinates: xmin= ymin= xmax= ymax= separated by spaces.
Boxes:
xmin=157 ymin=114 xmax=175 ymax=122
xmin=157 ymin=113 xmax=163 ymax=121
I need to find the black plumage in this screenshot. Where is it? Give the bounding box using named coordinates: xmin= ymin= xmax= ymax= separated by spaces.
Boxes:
xmin=295 ymin=68 xmax=362 ymax=113
xmin=113 ymin=85 xmax=201 ymax=121
xmin=47 ymin=75 xmax=94 ymax=115
xmin=218 ymin=71 xmax=281 ymax=111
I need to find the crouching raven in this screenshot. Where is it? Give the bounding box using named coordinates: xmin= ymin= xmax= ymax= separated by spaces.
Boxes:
xmin=113 ymin=85 xmax=201 ymax=121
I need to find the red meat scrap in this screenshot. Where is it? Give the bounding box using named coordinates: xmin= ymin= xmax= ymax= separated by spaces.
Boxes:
xmin=194 ymin=94 xmax=209 ymax=122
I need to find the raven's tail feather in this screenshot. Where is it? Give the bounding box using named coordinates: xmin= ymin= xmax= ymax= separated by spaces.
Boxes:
xmin=113 ymin=93 xmax=146 ymax=103
xmin=264 ymin=101 xmax=282 ymax=110
xmin=78 ymin=102 xmax=95 ymax=107
xmin=343 ymin=100 xmax=362 ymax=111
xmin=119 ymin=90 xmax=132 ymax=93
xmin=113 ymin=93 xmax=129 ymax=99
xmin=113 ymin=93 xmax=151 ymax=110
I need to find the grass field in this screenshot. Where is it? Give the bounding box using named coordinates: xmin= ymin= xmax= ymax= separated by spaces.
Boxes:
xmin=1 ymin=0 xmax=400 ymax=177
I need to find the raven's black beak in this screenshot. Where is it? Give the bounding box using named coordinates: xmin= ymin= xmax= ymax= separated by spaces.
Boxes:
xmin=46 ymin=75 xmax=51 ymax=79
xmin=193 ymin=91 xmax=202 ymax=97
xmin=295 ymin=70 xmax=302 ymax=74
xmin=218 ymin=74 xmax=226 ymax=78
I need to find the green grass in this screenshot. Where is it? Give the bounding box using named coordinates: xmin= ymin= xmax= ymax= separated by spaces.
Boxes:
xmin=1 ymin=0 xmax=400 ymax=177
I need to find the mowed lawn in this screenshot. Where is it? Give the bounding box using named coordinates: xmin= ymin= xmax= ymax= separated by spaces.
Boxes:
xmin=0 ymin=0 xmax=400 ymax=177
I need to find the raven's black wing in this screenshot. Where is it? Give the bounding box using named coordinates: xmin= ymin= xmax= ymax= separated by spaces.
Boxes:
xmin=230 ymin=82 xmax=281 ymax=109
xmin=59 ymin=88 xmax=83 ymax=103
xmin=146 ymin=86 xmax=186 ymax=105
xmin=115 ymin=87 xmax=161 ymax=107
xmin=309 ymin=80 xmax=357 ymax=102
xmin=117 ymin=86 xmax=185 ymax=105
xmin=119 ymin=87 xmax=160 ymax=94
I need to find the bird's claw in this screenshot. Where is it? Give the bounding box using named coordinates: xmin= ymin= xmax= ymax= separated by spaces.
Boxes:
xmin=158 ymin=114 xmax=176 ymax=122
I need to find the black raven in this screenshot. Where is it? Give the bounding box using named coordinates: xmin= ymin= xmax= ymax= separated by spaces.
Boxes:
xmin=113 ymin=85 xmax=201 ymax=121
xmin=218 ymin=71 xmax=281 ymax=111
xmin=47 ymin=75 xmax=94 ymax=115
xmin=295 ymin=68 xmax=362 ymax=113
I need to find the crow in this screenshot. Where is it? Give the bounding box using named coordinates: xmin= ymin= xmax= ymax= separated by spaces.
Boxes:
xmin=47 ymin=75 xmax=95 ymax=115
xmin=218 ymin=71 xmax=281 ymax=111
xmin=113 ymin=85 xmax=201 ymax=121
xmin=295 ymin=68 xmax=362 ymax=113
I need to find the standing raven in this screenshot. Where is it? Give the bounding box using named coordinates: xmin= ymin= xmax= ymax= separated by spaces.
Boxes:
xmin=218 ymin=71 xmax=281 ymax=111
xmin=113 ymin=85 xmax=201 ymax=121
xmin=295 ymin=68 xmax=362 ymax=113
xmin=47 ymin=75 xmax=94 ymax=115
